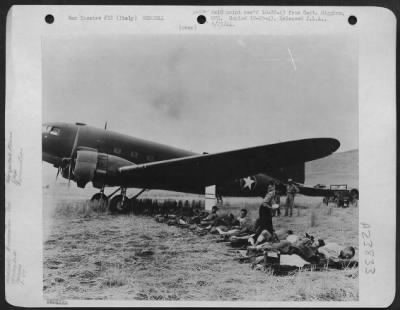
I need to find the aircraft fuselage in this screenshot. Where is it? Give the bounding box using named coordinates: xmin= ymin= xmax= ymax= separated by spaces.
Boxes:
xmin=42 ymin=122 xmax=335 ymax=197
xmin=42 ymin=122 xmax=195 ymax=167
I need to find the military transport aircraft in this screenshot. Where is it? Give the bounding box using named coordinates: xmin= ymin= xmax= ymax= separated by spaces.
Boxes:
xmin=42 ymin=122 xmax=340 ymax=213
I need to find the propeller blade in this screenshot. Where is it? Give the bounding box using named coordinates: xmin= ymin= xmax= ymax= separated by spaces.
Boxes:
xmin=104 ymin=121 xmax=107 ymax=130
xmin=65 ymin=126 xmax=80 ymax=188
xmin=56 ymin=167 xmax=61 ymax=180
xmin=70 ymin=126 xmax=80 ymax=158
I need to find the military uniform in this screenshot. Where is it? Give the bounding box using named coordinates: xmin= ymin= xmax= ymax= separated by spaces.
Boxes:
xmin=285 ymin=183 xmax=299 ymax=216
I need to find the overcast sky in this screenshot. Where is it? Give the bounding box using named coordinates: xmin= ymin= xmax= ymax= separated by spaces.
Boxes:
xmin=42 ymin=34 xmax=358 ymax=154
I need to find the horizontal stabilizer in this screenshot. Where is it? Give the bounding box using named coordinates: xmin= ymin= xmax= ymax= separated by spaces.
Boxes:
xmin=298 ymin=186 xmax=334 ymax=197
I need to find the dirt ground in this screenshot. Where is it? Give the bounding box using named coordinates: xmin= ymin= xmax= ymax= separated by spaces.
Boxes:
xmin=43 ymin=196 xmax=358 ymax=301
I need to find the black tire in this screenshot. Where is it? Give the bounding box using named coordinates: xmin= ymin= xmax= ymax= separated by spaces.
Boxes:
xmin=109 ymin=195 xmax=129 ymax=214
xmin=333 ymin=197 xmax=339 ymax=207
xmin=90 ymin=193 xmax=108 ymax=211
xmin=350 ymin=188 xmax=359 ymax=200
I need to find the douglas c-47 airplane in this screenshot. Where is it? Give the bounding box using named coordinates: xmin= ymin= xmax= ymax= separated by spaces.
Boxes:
xmin=42 ymin=122 xmax=340 ymax=213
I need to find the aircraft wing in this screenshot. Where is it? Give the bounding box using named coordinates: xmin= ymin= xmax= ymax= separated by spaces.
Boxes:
xmin=118 ymin=138 xmax=339 ymax=192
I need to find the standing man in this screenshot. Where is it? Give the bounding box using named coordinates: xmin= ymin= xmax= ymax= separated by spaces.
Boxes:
xmin=272 ymin=182 xmax=281 ymax=217
xmin=249 ymin=183 xmax=275 ymax=246
xmin=285 ymin=179 xmax=299 ymax=217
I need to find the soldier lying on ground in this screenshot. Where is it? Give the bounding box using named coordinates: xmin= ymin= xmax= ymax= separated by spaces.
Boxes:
xmin=216 ymin=209 xmax=253 ymax=238
xmin=199 ymin=206 xmax=220 ymax=226
xmin=164 ymin=206 xmax=222 ymax=232
xmin=188 ymin=210 xmax=209 ymax=224
xmin=250 ymin=240 xmax=356 ymax=269
xmin=248 ymin=233 xmax=325 ymax=264
xmin=187 ymin=205 xmax=218 ymax=225
xmin=208 ymin=213 xmax=236 ymax=233
xmin=317 ymin=243 xmax=355 ymax=262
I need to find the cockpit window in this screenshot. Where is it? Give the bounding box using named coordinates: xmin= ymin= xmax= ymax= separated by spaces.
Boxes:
xmin=49 ymin=127 xmax=61 ymax=136
xmin=42 ymin=125 xmax=51 ymax=133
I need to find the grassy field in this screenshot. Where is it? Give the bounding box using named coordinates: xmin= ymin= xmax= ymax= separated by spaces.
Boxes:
xmin=43 ymin=195 xmax=358 ymax=301
xmin=220 ymin=196 xmax=358 ymax=248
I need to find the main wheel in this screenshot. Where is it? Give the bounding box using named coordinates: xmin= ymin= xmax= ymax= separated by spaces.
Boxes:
xmin=350 ymin=188 xmax=359 ymax=200
xmin=333 ymin=197 xmax=339 ymax=207
xmin=90 ymin=193 xmax=108 ymax=211
xmin=109 ymin=195 xmax=129 ymax=214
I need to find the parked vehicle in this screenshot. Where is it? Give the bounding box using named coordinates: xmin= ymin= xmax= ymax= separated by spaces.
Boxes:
xmin=322 ymin=184 xmax=359 ymax=207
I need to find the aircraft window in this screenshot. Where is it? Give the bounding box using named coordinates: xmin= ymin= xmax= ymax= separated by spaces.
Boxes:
xmin=146 ymin=154 xmax=155 ymax=162
xmin=42 ymin=125 xmax=52 ymax=133
xmin=49 ymin=127 xmax=60 ymax=136
xmin=113 ymin=147 xmax=122 ymax=155
xmin=130 ymin=151 xmax=139 ymax=158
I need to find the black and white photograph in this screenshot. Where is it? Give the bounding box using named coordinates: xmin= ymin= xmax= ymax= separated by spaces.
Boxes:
xmin=41 ymin=32 xmax=360 ymax=301
xmin=5 ymin=5 xmax=396 ymax=307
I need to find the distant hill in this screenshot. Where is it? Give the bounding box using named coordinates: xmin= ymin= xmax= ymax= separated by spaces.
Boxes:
xmin=305 ymin=149 xmax=358 ymax=189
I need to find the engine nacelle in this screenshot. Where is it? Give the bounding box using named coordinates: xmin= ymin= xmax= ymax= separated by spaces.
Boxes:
xmin=73 ymin=149 xmax=133 ymax=188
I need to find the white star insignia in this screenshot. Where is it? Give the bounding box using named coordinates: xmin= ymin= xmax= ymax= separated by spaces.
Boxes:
xmin=242 ymin=176 xmax=255 ymax=190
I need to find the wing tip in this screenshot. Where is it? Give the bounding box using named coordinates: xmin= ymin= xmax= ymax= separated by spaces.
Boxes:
xmin=328 ymin=138 xmax=341 ymax=153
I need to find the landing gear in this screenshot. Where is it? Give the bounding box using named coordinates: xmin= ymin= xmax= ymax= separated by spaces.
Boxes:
xmin=109 ymin=195 xmax=130 ymax=214
xmin=109 ymin=188 xmax=129 ymax=214
xmin=90 ymin=186 xmax=108 ymax=211
xmin=90 ymin=192 xmax=108 ymax=211
xmin=90 ymin=187 xmax=147 ymax=215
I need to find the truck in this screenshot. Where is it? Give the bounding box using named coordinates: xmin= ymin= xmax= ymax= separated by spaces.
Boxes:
xmin=320 ymin=184 xmax=359 ymax=207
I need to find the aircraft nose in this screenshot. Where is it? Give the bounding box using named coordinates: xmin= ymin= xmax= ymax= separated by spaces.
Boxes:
xmin=42 ymin=124 xmax=52 ymax=154
xmin=42 ymin=129 xmax=48 ymax=153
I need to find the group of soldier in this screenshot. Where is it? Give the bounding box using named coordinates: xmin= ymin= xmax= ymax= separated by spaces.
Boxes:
xmin=267 ymin=179 xmax=300 ymax=218
xmin=142 ymin=180 xmax=356 ymax=272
